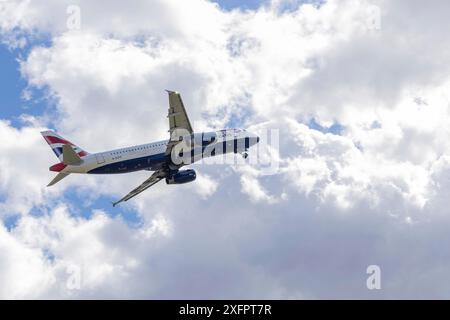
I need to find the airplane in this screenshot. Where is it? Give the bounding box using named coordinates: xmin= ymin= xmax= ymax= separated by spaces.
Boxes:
xmin=41 ymin=90 xmax=260 ymax=206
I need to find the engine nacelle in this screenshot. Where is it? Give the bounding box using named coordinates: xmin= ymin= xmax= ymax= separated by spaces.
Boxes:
xmin=165 ymin=169 xmax=196 ymax=184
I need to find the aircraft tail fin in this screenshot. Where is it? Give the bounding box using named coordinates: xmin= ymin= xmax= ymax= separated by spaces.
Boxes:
xmin=41 ymin=130 xmax=89 ymax=161
xmin=48 ymin=172 xmax=70 ymax=187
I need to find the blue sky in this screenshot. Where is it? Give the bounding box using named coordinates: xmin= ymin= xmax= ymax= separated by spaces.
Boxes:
xmin=212 ymin=0 xmax=265 ymax=10
xmin=212 ymin=0 xmax=325 ymax=11
xmin=0 ymin=37 xmax=53 ymax=127
xmin=0 ymin=45 xmax=28 ymax=122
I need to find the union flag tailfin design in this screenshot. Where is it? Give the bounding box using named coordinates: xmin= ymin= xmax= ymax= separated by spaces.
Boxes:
xmin=41 ymin=130 xmax=89 ymax=161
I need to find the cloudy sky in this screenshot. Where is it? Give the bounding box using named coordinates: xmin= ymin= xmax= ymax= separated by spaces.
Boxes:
xmin=1 ymin=0 xmax=450 ymax=299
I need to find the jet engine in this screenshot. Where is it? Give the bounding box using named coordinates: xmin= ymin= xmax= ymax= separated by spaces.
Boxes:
xmin=165 ymin=169 xmax=196 ymax=184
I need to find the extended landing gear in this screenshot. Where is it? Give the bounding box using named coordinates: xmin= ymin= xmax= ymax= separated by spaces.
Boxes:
xmin=242 ymin=151 xmax=249 ymax=159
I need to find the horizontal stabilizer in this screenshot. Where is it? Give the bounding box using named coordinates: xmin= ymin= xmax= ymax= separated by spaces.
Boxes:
xmin=63 ymin=144 xmax=83 ymax=166
xmin=48 ymin=172 xmax=70 ymax=187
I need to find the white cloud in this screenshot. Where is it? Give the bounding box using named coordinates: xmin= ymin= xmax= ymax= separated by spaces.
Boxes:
xmin=0 ymin=120 xmax=57 ymax=216
xmin=194 ymin=173 xmax=219 ymax=199
xmin=241 ymin=173 xmax=277 ymax=204
xmin=0 ymin=222 xmax=54 ymax=299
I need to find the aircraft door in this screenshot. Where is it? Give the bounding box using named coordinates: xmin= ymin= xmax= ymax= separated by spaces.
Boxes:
xmin=96 ymin=153 xmax=106 ymax=164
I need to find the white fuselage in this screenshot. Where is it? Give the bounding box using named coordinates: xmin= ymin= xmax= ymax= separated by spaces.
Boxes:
xmin=54 ymin=129 xmax=259 ymax=175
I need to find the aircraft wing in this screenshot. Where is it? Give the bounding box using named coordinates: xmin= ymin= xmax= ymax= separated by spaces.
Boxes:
xmin=165 ymin=90 xmax=193 ymax=156
xmin=113 ymin=170 xmax=166 ymax=207
xmin=167 ymin=90 xmax=193 ymax=135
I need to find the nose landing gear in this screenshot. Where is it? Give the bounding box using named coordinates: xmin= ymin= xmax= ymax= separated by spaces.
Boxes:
xmin=242 ymin=151 xmax=249 ymax=159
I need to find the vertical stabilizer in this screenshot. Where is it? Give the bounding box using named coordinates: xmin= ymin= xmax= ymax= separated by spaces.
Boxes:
xmin=41 ymin=130 xmax=89 ymax=161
